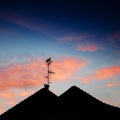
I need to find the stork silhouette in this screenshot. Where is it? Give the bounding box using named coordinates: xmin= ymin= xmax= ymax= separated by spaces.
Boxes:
xmin=46 ymin=57 xmax=51 ymax=63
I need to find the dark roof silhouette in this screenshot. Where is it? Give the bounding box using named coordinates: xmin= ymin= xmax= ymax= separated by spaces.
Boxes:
xmin=0 ymin=87 xmax=58 ymax=120
xmin=58 ymin=86 xmax=120 ymax=119
xmin=0 ymin=85 xmax=120 ymax=120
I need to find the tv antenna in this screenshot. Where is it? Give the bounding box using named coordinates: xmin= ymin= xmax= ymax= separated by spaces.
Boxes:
xmin=44 ymin=57 xmax=55 ymax=89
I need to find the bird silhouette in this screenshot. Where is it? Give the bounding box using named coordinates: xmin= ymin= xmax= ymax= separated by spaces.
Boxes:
xmin=46 ymin=57 xmax=51 ymax=63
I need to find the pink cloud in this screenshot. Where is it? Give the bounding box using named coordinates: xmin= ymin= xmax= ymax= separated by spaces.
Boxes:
xmin=107 ymin=83 xmax=119 ymax=87
xmin=20 ymin=91 xmax=34 ymax=97
xmin=8 ymin=99 xmax=17 ymax=105
xmin=52 ymin=57 xmax=87 ymax=80
xmin=77 ymin=43 xmax=101 ymax=52
xmin=0 ymin=91 xmax=18 ymax=113
xmin=82 ymin=66 xmax=120 ymax=83
xmin=0 ymin=56 xmax=88 ymax=90
xmin=0 ymin=91 xmax=15 ymax=99
xmin=0 ymin=61 xmax=45 ymax=90
xmin=0 ymin=90 xmax=35 ymax=114
xmin=0 ymin=107 xmax=4 ymax=115
xmin=0 ymin=90 xmax=34 ymax=100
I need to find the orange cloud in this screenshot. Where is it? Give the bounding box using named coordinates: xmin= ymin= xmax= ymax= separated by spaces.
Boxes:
xmin=107 ymin=83 xmax=119 ymax=87
xmin=82 ymin=66 xmax=120 ymax=83
xmin=0 ymin=56 xmax=87 ymax=90
xmin=0 ymin=90 xmax=34 ymax=100
xmin=77 ymin=43 xmax=101 ymax=52
xmin=0 ymin=91 xmax=15 ymax=99
xmin=0 ymin=107 xmax=4 ymax=115
xmin=20 ymin=90 xmax=34 ymax=97
xmin=0 ymin=63 xmax=44 ymax=90
xmin=0 ymin=91 xmax=17 ymax=113
xmin=52 ymin=57 xmax=87 ymax=80
xmin=8 ymin=99 xmax=17 ymax=105
xmin=0 ymin=90 xmax=35 ymax=115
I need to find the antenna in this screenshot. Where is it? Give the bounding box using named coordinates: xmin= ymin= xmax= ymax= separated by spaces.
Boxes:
xmin=44 ymin=57 xmax=55 ymax=89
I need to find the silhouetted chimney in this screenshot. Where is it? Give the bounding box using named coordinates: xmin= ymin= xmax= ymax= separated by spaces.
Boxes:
xmin=44 ymin=84 xmax=49 ymax=90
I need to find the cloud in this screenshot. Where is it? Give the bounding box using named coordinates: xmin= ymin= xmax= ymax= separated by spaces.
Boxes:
xmin=20 ymin=90 xmax=34 ymax=97
xmin=0 ymin=91 xmax=15 ymax=99
xmin=107 ymin=83 xmax=119 ymax=87
xmin=0 ymin=90 xmax=34 ymax=114
xmin=0 ymin=61 xmax=45 ymax=90
xmin=77 ymin=42 xmax=101 ymax=52
xmin=0 ymin=107 xmax=4 ymax=115
xmin=0 ymin=90 xmax=34 ymax=100
xmin=59 ymin=33 xmax=89 ymax=41
xmin=82 ymin=66 xmax=120 ymax=83
xmin=0 ymin=56 xmax=88 ymax=90
xmin=0 ymin=91 xmax=18 ymax=113
xmin=52 ymin=56 xmax=87 ymax=80
xmin=108 ymin=32 xmax=120 ymax=42
xmin=0 ymin=11 xmax=51 ymax=33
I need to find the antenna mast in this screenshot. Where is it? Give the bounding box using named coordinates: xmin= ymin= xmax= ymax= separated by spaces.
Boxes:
xmin=44 ymin=57 xmax=55 ymax=89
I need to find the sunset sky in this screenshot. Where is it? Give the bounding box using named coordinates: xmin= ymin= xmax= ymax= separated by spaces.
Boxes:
xmin=0 ymin=0 xmax=120 ymax=114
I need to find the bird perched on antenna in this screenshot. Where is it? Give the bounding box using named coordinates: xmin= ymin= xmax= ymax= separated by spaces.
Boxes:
xmin=44 ymin=57 xmax=55 ymax=89
xmin=46 ymin=57 xmax=51 ymax=63
xmin=46 ymin=57 xmax=52 ymax=64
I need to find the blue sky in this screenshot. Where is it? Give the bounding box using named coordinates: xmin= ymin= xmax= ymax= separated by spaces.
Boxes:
xmin=0 ymin=0 xmax=120 ymax=114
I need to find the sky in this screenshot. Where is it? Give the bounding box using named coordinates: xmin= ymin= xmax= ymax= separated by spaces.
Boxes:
xmin=0 ymin=0 xmax=120 ymax=114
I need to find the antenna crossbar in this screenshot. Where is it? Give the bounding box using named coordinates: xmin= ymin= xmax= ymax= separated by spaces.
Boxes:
xmin=44 ymin=57 xmax=55 ymax=89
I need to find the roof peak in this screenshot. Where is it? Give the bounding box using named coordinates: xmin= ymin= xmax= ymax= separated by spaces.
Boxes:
xmin=71 ymin=85 xmax=79 ymax=88
xmin=68 ymin=85 xmax=82 ymax=91
xmin=44 ymin=84 xmax=49 ymax=90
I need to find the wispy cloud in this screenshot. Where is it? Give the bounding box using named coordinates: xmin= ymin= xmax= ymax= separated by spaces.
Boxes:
xmin=0 ymin=107 xmax=4 ymax=115
xmin=52 ymin=56 xmax=88 ymax=80
xmin=108 ymin=32 xmax=120 ymax=42
xmin=0 ymin=56 xmax=88 ymax=90
xmin=0 ymin=90 xmax=34 ymax=99
xmin=82 ymin=66 xmax=120 ymax=83
xmin=107 ymin=83 xmax=119 ymax=87
xmin=0 ymin=60 xmax=46 ymax=90
xmin=77 ymin=42 xmax=101 ymax=52
xmin=0 ymin=90 xmax=34 ymax=114
xmin=0 ymin=11 xmax=51 ymax=33
xmin=59 ymin=33 xmax=89 ymax=41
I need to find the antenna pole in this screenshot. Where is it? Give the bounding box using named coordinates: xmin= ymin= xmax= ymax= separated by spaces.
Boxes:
xmin=47 ymin=62 xmax=50 ymax=84
xmin=44 ymin=58 xmax=55 ymax=89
